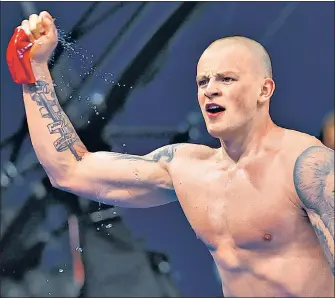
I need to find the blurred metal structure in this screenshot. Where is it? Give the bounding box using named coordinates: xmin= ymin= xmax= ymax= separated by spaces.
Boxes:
xmin=1 ymin=1 xmax=203 ymax=296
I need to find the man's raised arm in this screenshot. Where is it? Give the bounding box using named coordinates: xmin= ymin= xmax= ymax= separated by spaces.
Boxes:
xmin=17 ymin=11 xmax=183 ymax=208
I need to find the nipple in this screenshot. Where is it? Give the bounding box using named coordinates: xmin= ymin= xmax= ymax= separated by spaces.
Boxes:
xmin=263 ymin=233 xmax=272 ymax=241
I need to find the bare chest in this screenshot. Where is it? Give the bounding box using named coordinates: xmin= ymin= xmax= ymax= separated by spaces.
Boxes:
xmin=172 ymin=158 xmax=306 ymax=252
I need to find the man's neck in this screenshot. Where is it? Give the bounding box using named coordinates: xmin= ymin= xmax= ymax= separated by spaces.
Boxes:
xmin=220 ymin=115 xmax=276 ymax=163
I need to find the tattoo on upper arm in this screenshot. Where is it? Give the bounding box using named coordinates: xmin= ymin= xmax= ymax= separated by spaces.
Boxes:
xmin=294 ymin=146 xmax=335 ymax=274
xmin=28 ymin=80 xmax=87 ymax=161
xmin=150 ymin=144 xmax=182 ymax=162
xmin=111 ymin=144 xmax=184 ymax=163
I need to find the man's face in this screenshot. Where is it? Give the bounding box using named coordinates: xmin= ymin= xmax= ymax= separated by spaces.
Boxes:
xmin=196 ymin=43 xmax=265 ymax=139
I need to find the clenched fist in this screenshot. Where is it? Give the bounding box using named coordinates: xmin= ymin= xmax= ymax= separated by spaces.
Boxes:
xmin=19 ymin=11 xmax=58 ymax=64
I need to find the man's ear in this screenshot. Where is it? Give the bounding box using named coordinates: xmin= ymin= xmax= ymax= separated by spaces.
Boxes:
xmin=259 ymin=78 xmax=275 ymax=103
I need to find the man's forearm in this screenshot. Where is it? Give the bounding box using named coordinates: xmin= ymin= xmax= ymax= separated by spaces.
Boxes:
xmin=23 ymin=62 xmax=88 ymax=185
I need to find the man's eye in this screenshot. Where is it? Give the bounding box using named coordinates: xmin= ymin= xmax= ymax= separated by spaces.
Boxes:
xmin=198 ymin=79 xmax=208 ymax=86
xmin=221 ymin=77 xmax=234 ymax=83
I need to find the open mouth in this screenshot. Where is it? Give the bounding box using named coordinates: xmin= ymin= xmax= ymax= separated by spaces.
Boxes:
xmin=205 ymin=103 xmax=225 ymax=115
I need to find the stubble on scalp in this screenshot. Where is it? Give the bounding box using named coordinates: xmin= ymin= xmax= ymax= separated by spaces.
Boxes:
xmin=205 ymin=36 xmax=273 ymax=79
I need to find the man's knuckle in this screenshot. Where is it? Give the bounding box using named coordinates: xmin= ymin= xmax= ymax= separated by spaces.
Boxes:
xmin=29 ymin=13 xmax=38 ymax=19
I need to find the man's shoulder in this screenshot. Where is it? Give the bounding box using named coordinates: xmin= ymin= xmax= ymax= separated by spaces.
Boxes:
xmin=281 ymin=128 xmax=334 ymax=180
xmin=147 ymin=143 xmax=215 ymax=166
xmin=170 ymin=142 xmax=216 ymax=160
xmin=278 ymin=128 xmax=326 ymax=177
xmin=278 ymin=129 xmax=332 ymax=207
xmin=282 ymin=128 xmax=324 ymax=158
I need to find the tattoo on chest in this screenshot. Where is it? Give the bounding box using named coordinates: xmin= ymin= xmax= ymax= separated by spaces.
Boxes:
xmin=28 ymin=80 xmax=87 ymax=161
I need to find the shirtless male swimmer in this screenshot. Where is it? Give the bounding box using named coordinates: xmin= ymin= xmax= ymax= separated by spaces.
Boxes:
xmin=13 ymin=11 xmax=334 ymax=297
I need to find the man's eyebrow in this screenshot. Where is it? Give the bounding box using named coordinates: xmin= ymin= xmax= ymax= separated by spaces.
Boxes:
xmin=216 ymin=70 xmax=239 ymax=76
xmin=196 ymin=71 xmax=239 ymax=81
xmin=196 ymin=74 xmax=208 ymax=81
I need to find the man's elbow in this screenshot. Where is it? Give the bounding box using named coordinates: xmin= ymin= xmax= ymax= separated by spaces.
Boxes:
xmin=47 ymin=153 xmax=91 ymax=191
xmin=49 ymin=175 xmax=72 ymax=192
xmin=46 ymin=163 xmax=78 ymax=192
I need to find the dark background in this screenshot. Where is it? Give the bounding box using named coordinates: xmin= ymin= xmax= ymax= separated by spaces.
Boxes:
xmin=1 ymin=2 xmax=334 ymax=297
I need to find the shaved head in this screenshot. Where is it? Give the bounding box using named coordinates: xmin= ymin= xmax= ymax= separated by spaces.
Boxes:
xmin=196 ymin=35 xmax=276 ymax=139
xmin=205 ymin=36 xmax=273 ymax=78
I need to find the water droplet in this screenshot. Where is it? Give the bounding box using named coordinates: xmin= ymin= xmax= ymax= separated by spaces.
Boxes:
xmin=102 ymin=117 xmax=105 ymax=120
xmin=87 ymin=121 xmax=90 ymax=124
xmin=58 ymin=269 xmax=63 ymax=273
xmin=122 ymin=144 xmax=126 ymax=147
xmin=54 ymin=30 xmax=124 ymax=101
xmin=97 ymin=227 xmax=100 ymax=231
xmin=76 ymin=247 xmax=83 ymax=252
xmin=96 ymin=112 xmax=99 ymax=115
xmin=106 ymin=224 xmax=113 ymax=228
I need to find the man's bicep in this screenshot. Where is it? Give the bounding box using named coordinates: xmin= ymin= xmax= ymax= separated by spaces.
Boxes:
xmin=293 ymin=146 xmax=334 ymax=274
xmin=144 ymin=143 xmax=188 ymax=162
xmin=61 ymin=144 xmax=185 ymax=207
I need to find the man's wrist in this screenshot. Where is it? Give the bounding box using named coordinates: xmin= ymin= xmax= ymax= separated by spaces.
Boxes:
xmin=31 ymin=60 xmax=49 ymax=70
xmin=30 ymin=61 xmax=52 ymax=81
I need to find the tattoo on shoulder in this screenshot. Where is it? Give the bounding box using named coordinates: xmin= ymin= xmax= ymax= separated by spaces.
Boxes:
xmin=294 ymin=145 xmax=334 ymax=274
xmin=28 ymin=80 xmax=87 ymax=161
xmin=294 ymin=146 xmax=334 ymax=212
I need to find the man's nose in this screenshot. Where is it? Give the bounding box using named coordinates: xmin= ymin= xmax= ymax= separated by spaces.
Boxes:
xmin=204 ymin=84 xmax=222 ymax=99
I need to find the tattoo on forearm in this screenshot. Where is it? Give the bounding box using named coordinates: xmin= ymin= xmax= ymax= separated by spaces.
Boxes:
xmin=28 ymin=80 xmax=87 ymax=161
xmin=294 ymin=146 xmax=335 ymax=274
